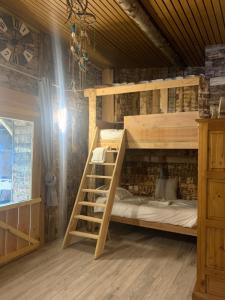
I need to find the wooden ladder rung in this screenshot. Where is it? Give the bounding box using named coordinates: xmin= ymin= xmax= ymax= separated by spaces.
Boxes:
xmin=89 ymin=162 xmax=115 ymax=166
xmin=75 ymin=215 xmax=103 ymax=223
xmin=106 ymin=150 xmax=119 ymax=153
xmin=69 ymin=231 xmax=99 ymax=240
xmin=78 ymin=201 xmax=106 ymax=208
xmin=82 ymin=188 xmax=108 ymax=194
xmin=86 ymin=175 xmax=112 ymax=179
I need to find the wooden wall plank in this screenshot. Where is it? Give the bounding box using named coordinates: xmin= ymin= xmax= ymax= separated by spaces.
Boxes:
xmin=17 ymin=206 xmax=30 ymax=249
xmin=0 ymin=200 xmax=41 ymax=266
xmin=5 ymin=208 xmax=18 ymax=253
xmin=0 ymin=212 xmax=6 ymax=256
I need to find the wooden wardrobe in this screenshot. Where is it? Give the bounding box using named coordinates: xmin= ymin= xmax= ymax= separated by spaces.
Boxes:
xmin=194 ymin=119 xmax=225 ymax=300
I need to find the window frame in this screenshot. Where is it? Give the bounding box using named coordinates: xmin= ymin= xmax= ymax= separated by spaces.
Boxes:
xmin=0 ymin=87 xmax=41 ymax=204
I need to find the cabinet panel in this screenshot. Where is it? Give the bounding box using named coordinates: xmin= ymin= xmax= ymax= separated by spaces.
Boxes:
xmin=207 ymin=275 xmax=225 ymax=298
xmin=208 ymin=179 xmax=225 ymax=219
xmin=209 ymin=132 xmax=225 ymax=170
xmin=206 ymin=228 xmax=225 ymax=270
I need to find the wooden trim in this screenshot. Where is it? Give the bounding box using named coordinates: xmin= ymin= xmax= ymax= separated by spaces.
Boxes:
xmin=0 ymin=244 xmax=39 ymax=265
xmin=126 ymin=141 xmax=198 ymax=149
xmin=84 ymin=76 xmax=200 ymax=97
xmin=196 ymin=121 xmax=208 ymax=293
xmin=0 ymin=198 xmax=41 ymax=212
xmin=0 ymin=221 xmax=40 ymax=245
xmin=124 ymin=111 xmax=199 ymax=149
xmin=111 ymin=215 xmax=197 ymax=237
xmin=88 ymin=90 xmax=97 ymax=149
xmin=0 ymin=198 xmax=42 ymax=266
xmin=193 ymin=290 xmax=223 ymax=300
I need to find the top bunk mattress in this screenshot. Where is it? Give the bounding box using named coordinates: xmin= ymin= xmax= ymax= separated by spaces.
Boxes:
xmin=95 ymin=196 xmax=197 ymax=228
xmin=100 ymin=129 xmax=124 ymax=140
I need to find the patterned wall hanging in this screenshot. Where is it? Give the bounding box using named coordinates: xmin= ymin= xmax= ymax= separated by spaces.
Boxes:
xmin=66 ymin=0 xmax=96 ymax=89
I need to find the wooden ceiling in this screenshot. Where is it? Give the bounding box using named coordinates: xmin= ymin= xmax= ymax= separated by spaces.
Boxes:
xmin=142 ymin=0 xmax=225 ymax=66
xmin=1 ymin=0 xmax=225 ymax=68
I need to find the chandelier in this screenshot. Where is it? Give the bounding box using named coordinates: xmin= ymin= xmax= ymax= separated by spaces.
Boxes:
xmin=66 ymin=0 xmax=96 ymax=88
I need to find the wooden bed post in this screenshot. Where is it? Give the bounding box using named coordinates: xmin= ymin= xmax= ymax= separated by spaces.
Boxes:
xmin=88 ymin=89 xmax=97 ymax=150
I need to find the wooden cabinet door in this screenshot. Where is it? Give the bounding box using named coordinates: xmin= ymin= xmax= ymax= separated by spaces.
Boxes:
xmin=207 ymin=228 xmax=225 ymax=270
xmin=207 ymin=275 xmax=225 ymax=298
xmin=208 ymin=179 xmax=225 ymax=220
xmin=208 ymin=131 xmax=225 ymax=171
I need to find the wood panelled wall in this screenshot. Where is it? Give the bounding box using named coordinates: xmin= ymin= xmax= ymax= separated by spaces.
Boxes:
xmin=0 ymin=199 xmax=42 ymax=265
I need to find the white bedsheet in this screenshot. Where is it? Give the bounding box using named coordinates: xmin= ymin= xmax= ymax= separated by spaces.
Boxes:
xmin=100 ymin=129 xmax=123 ymax=140
xmin=95 ymin=196 xmax=197 ymax=228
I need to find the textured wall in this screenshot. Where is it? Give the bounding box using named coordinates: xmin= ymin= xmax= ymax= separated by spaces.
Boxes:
xmin=121 ymin=149 xmax=198 ymax=201
xmin=205 ymin=44 xmax=225 ymax=105
xmin=114 ymin=66 xmax=204 ymax=121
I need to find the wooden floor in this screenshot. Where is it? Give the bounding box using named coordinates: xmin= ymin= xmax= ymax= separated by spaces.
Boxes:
xmin=0 ymin=224 xmax=196 ymax=300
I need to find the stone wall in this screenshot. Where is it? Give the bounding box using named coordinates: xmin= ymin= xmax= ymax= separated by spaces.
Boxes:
xmin=121 ymin=149 xmax=198 ymax=200
xmin=205 ymin=44 xmax=225 ymax=105
xmin=114 ymin=66 xmax=204 ymax=122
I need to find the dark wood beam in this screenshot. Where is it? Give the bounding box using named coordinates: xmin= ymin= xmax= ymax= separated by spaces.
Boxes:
xmin=115 ymin=0 xmax=183 ymax=66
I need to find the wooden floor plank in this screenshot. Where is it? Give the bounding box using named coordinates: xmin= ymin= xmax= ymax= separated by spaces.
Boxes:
xmin=0 ymin=224 xmax=196 ymax=300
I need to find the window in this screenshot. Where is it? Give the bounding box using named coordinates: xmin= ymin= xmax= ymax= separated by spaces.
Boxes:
xmin=0 ymin=117 xmax=33 ymax=205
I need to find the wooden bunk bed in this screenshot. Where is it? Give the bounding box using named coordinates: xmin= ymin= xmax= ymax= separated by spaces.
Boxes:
xmin=84 ymin=76 xmax=202 ymax=238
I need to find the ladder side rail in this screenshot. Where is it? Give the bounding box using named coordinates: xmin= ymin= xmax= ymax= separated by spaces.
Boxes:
xmin=94 ymin=130 xmax=126 ymax=258
xmin=62 ymin=127 xmax=99 ymax=248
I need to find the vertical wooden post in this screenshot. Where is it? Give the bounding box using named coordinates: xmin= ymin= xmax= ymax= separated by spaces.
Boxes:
xmin=152 ymin=90 xmax=160 ymax=113
xmin=102 ymin=69 xmax=114 ymax=122
xmin=88 ymin=89 xmax=97 ymax=150
xmin=175 ymin=87 xmax=184 ymax=112
xmin=160 ymin=89 xmax=168 ymax=113
xmin=140 ymin=91 xmax=152 ymax=114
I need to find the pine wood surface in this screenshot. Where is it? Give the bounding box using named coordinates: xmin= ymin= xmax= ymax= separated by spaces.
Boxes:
xmin=0 ymin=224 xmax=196 ymax=300
xmin=195 ymin=119 xmax=225 ymax=299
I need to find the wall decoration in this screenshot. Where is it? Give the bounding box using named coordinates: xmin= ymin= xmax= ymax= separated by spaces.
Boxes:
xmin=0 ymin=9 xmax=39 ymax=75
xmin=65 ymin=0 xmax=96 ymax=88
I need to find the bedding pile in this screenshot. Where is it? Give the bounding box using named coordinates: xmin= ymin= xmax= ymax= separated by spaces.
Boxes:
xmin=100 ymin=129 xmax=123 ymax=140
xmin=95 ymin=187 xmax=197 ymax=228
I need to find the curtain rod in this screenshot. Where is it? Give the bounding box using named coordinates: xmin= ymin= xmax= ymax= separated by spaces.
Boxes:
xmin=0 ymin=62 xmax=84 ymax=92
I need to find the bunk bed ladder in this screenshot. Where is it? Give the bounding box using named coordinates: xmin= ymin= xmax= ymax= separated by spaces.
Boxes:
xmin=62 ymin=127 xmax=126 ymax=259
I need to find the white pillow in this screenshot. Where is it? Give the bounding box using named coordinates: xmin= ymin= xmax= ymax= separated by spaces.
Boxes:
xmin=115 ymin=187 xmax=132 ymax=201
xmin=95 ymin=186 xmax=132 ymax=201
xmin=155 ymin=178 xmax=166 ymax=200
xmin=155 ymin=178 xmax=178 ymax=201
xmin=165 ymin=178 xmax=178 ymax=200
xmin=95 ymin=185 xmax=109 ymax=196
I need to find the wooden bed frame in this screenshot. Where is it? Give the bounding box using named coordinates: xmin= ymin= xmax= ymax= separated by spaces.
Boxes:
xmin=84 ymin=76 xmax=203 ymax=237
xmin=111 ymin=216 xmax=197 ymax=237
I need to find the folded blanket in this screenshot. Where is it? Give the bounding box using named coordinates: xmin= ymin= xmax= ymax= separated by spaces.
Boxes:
xmin=100 ymin=129 xmax=123 ymax=140
xmin=147 ymin=200 xmax=171 ymax=207
xmin=91 ymin=147 xmax=107 ymax=163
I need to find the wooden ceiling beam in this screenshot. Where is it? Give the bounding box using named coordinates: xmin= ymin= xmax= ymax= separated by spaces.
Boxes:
xmin=115 ymin=0 xmax=183 ymax=66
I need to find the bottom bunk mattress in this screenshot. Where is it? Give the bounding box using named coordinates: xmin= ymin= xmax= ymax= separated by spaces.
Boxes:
xmin=95 ymin=196 xmax=197 ymax=228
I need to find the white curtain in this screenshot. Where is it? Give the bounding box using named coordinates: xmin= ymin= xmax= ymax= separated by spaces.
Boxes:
xmin=38 ymin=77 xmax=58 ymax=207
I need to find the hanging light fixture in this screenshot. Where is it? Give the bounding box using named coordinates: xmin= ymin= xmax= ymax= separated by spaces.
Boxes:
xmin=66 ymin=0 xmax=96 ymax=89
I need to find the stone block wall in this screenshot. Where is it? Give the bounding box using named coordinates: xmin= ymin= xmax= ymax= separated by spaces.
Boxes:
xmin=114 ymin=66 xmax=204 ymax=121
xmin=120 ymin=149 xmax=198 ymax=201
xmin=205 ymin=44 xmax=225 ymax=105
